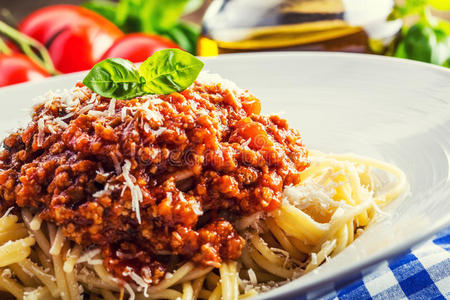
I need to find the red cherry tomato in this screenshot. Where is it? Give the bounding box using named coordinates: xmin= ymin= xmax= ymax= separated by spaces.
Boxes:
xmin=101 ymin=33 xmax=181 ymax=63
xmin=3 ymin=40 xmax=20 ymax=53
xmin=0 ymin=54 xmax=50 ymax=87
xmin=19 ymin=5 xmax=123 ymax=73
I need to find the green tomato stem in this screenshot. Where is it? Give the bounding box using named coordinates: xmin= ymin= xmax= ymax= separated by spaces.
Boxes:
xmin=0 ymin=21 xmax=59 ymax=75
xmin=0 ymin=37 xmax=12 ymax=55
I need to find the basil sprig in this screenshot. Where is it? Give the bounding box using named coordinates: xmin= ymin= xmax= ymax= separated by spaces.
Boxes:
xmin=83 ymin=0 xmax=202 ymax=54
xmin=138 ymin=48 xmax=204 ymax=95
xmin=83 ymin=58 xmax=146 ymax=99
xmin=389 ymin=0 xmax=450 ymax=68
xmin=83 ymin=49 xmax=204 ymax=99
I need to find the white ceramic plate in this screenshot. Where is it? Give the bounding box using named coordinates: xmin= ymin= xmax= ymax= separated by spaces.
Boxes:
xmin=0 ymin=52 xmax=449 ymax=299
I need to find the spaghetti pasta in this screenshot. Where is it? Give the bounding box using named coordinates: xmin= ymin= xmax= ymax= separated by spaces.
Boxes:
xmin=0 ymin=151 xmax=406 ymax=299
xmin=0 ymin=74 xmax=407 ymax=299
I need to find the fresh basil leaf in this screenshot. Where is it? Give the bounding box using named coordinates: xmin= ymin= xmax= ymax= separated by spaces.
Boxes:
xmin=431 ymin=27 xmax=450 ymax=65
xmin=82 ymin=1 xmax=118 ymax=24
xmin=141 ymin=0 xmax=190 ymax=32
xmin=83 ymin=0 xmax=143 ymax=33
xmin=163 ymin=22 xmax=200 ymax=54
xmin=83 ymin=58 xmax=146 ymax=99
xmin=398 ymin=20 xmax=450 ymax=66
xmin=404 ymin=22 xmax=437 ymax=63
xmin=116 ymin=0 xmax=141 ymax=25
xmin=388 ymin=0 xmax=428 ymax=19
xmin=394 ymin=41 xmax=408 ymax=58
xmin=138 ymin=49 xmax=204 ymax=95
xmin=443 ymin=58 xmax=450 ymax=68
xmin=177 ymin=22 xmax=201 ymax=54
xmin=163 ymin=27 xmax=192 ymax=54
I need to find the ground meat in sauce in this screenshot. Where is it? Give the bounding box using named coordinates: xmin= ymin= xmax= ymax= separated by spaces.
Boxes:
xmin=0 ymin=78 xmax=309 ymax=286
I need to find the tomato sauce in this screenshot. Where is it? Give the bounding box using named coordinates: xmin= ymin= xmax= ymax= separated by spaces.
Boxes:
xmin=0 ymin=79 xmax=309 ymax=285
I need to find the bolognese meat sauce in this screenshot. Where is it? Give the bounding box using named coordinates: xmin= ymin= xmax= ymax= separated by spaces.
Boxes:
xmin=0 ymin=76 xmax=309 ymax=285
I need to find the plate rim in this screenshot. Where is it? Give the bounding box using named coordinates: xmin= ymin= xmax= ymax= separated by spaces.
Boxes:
xmin=0 ymin=51 xmax=449 ymax=299
xmin=201 ymin=51 xmax=450 ymax=75
xmin=0 ymin=51 xmax=449 ymax=93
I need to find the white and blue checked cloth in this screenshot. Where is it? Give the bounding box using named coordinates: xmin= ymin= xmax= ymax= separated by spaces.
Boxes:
xmin=313 ymin=226 xmax=450 ymax=300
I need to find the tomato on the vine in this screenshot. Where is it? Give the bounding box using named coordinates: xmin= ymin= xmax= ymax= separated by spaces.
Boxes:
xmin=101 ymin=33 xmax=181 ymax=63
xmin=3 ymin=40 xmax=20 ymax=53
xmin=19 ymin=5 xmax=123 ymax=73
xmin=0 ymin=54 xmax=50 ymax=87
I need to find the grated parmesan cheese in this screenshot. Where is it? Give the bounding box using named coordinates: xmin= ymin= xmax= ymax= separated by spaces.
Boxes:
xmin=77 ymin=104 xmax=95 ymax=115
xmin=93 ymin=183 xmax=113 ymax=198
xmin=59 ymin=111 xmax=74 ymax=120
xmin=47 ymin=125 xmax=57 ymax=134
xmin=77 ymin=248 xmax=101 ymax=264
xmin=53 ymin=118 xmax=68 ymax=129
xmin=122 ymin=160 xmax=143 ymax=224
xmin=192 ymin=201 xmax=203 ymax=216
xmin=129 ymin=271 xmax=150 ymax=297
xmin=242 ymin=138 xmax=251 ymax=148
xmin=110 ymin=153 xmax=122 ymax=175
xmin=248 ymin=269 xmax=257 ymax=285
xmin=196 ymin=71 xmax=245 ymax=95
xmin=151 ymin=127 xmax=166 ymax=137
xmin=37 ymin=118 xmax=45 ymax=147
xmin=123 ymin=282 xmax=135 ymax=300
xmin=108 ymin=98 xmax=116 ymax=117
xmin=121 ymin=106 xmax=129 ymax=121
xmin=1 ymin=207 xmax=13 ymax=218
xmin=88 ymin=110 xmax=106 ymax=117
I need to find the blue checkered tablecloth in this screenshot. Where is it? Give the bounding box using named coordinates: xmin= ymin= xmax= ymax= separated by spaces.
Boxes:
xmin=317 ymin=227 xmax=450 ymax=300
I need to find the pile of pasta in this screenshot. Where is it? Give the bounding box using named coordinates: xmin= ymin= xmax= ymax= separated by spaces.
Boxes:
xmin=0 ymin=152 xmax=406 ymax=300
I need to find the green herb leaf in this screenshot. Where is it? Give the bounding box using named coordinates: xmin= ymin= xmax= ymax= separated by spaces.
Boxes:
xmin=394 ymin=41 xmax=408 ymax=58
xmin=83 ymin=58 xmax=146 ymax=99
xmin=83 ymin=50 xmax=204 ymax=99
xmin=138 ymin=49 xmax=204 ymax=95
xmin=404 ymin=23 xmax=437 ymax=63
xmin=163 ymin=22 xmax=200 ymax=54
xmin=140 ymin=0 xmax=190 ymax=32
xmin=443 ymin=58 xmax=450 ymax=68
xmin=82 ymin=1 xmax=118 ymax=25
xmin=83 ymin=0 xmax=200 ymax=53
xmin=398 ymin=20 xmax=450 ymax=67
xmin=388 ymin=0 xmax=427 ymax=19
xmin=431 ymin=27 xmax=450 ymax=65
xmin=83 ymin=0 xmax=144 ymax=32
xmin=116 ymin=0 xmax=142 ymax=28
xmin=389 ymin=0 xmax=450 ymax=68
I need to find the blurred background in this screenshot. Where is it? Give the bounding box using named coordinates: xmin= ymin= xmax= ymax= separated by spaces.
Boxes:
xmin=0 ymin=0 xmax=449 ymax=87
